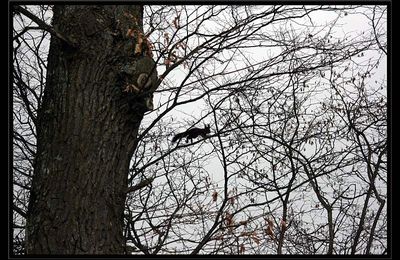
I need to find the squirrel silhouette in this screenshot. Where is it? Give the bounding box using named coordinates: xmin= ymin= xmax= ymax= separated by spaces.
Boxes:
xmin=172 ymin=125 xmax=210 ymax=143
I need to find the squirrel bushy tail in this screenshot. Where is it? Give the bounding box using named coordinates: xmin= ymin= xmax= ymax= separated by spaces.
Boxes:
xmin=172 ymin=132 xmax=186 ymax=142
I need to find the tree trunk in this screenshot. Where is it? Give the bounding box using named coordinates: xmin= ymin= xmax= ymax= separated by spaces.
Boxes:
xmin=26 ymin=5 xmax=157 ymax=254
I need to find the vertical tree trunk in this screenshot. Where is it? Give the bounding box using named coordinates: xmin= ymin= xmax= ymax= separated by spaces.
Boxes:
xmin=26 ymin=5 xmax=156 ymax=254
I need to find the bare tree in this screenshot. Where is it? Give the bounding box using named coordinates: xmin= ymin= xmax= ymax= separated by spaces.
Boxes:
xmin=12 ymin=4 xmax=388 ymax=255
xmin=14 ymin=5 xmax=158 ymax=254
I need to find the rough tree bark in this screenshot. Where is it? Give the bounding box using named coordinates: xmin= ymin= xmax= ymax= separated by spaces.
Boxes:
xmin=25 ymin=5 xmax=157 ymax=254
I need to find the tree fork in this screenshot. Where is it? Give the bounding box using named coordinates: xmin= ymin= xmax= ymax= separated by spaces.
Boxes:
xmin=26 ymin=5 xmax=156 ymax=254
